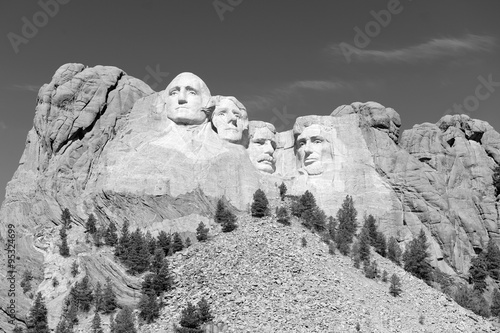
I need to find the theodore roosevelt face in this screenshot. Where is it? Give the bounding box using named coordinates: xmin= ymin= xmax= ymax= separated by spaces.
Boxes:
xmin=248 ymin=126 xmax=276 ymax=173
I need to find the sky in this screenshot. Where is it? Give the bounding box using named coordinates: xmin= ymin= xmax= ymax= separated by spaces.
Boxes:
xmin=0 ymin=0 xmax=499 ymax=201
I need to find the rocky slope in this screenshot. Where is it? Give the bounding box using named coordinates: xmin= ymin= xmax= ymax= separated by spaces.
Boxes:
xmin=132 ymin=212 xmax=497 ymax=333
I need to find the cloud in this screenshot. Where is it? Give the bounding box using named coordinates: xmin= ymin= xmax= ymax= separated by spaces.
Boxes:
xmin=0 ymin=121 xmax=7 ymax=131
xmin=12 ymin=84 xmax=41 ymax=92
xmin=331 ymin=34 xmax=497 ymax=64
xmin=243 ymin=79 xmax=348 ymax=111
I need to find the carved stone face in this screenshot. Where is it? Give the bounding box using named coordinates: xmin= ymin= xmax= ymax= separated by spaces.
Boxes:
xmin=296 ymin=124 xmax=333 ymax=175
xmin=164 ymin=73 xmax=211 ymax=125
xmin=212 ymin=98 xmax=248 ymax=144
xmin=248 ymin=127 xmax=276 ymax=173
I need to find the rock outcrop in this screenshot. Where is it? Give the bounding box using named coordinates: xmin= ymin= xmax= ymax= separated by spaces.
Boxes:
xmin=1 ymin=66 xmax=499 ymax=331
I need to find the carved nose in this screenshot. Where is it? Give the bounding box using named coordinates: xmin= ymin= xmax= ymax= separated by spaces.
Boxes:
xmin=178 ymin=90 xmax=187 ymax=104
xmin=263 ymin=141 xmax=274 ymax=154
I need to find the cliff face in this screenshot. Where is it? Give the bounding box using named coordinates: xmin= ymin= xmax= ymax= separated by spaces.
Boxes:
xmin=0 ymin=64 xmax=499 ymax=331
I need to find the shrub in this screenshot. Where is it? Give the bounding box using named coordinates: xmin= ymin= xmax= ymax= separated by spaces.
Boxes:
xmin=364 ymin=260 xmax=378 ymax=279
xmin=59 ymin=226 xmax=70 ymax=257
xmin=278 ymin=182 xmax=287 ymax=201
xmin=21 ymin=269 xmax=33 ymax=294
xmin=196 ymin=222 xmax=209 ymax=242
xmin=454 ymin=285 xmax=491 ymax=318
xmin=221 ymin=210 xmax=237 ymax=233
xmin=277 ymin=207 xmax=290 ymax=226
xmin=382 ymin=270 xmax=388 ymax=282
xmin=301 ymin=237 xmax=307 ymax=247
xmin=389 ymin=274 xmax=402 ymax=297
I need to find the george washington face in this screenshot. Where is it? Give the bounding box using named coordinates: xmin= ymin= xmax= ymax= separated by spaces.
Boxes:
xmin=164 ymin=72 xmax=211 ymax=125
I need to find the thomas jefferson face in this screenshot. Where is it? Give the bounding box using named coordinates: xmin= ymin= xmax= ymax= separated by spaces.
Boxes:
xmin=212 ymin=98 xmax=248 ymax=144
xmin=296 ymin=125 xmax=333 ymax=175
xmin=248 ymin=127 xmax=276 ymax=173
xmin=164 ymin=73 xmax=211 ymax=125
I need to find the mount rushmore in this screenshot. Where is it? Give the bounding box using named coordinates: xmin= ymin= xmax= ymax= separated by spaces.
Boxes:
xmin=1 ymin=63 xmax=500 ymax=330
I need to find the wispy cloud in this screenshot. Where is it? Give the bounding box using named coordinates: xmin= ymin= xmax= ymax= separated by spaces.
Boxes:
xmin=0 ymin=121 xmax=7 ymax=131
xmin=330 ymin=34 xmax=496 ymax=64
xmin=12 ymin=84 xmax=41 ymax=92
xmin=243 ymin=79 xmax=348 ymax=111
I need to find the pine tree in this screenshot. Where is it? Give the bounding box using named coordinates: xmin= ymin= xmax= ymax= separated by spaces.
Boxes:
xmin=196 ymin=222 xmax=209 ymax=242
xmin=469 ymin=253 xmax=488 ymax=292
xmin=364 ymin=260 xmax=378 ymax=279
xmin=389 ymin=274 xmax=402 ymax=297
xmin=92 ymin=311 xmax=104 ymax=333
xmin=71 ymin=261 xmax=78 ymax=277
xmin=299 ymin=190 xmax=316 ymax=214
xmin=278 ymin=182 xmax=287 ymax=201
xmin=374 ymin=232 xmax=387 ymax=257
xmin=102 ymin=277 xmax=117 ymax=314
xmin=59 ymin=226 xmax=70 ymax=257
xmin=72 ymin=275 xmax=93 ymax=312
xmin=150 ymin=247 xmax=165 ymax=274
xmin=403 ymin=229 xmax=433 ymax=283
xmin=303 ymin=206 xmax=327 ymax=232
xmin=145 ymin=231 xmax=156 ymax=255
xmin=61 ymin=295 xmax=78 ymax=328
xmin=55 ymin=319 xmax=71 ymax=333
xmin=138 ymin=293 xmax=160 ymax=324
xmin=221 ymin=210 xmax=237 ymax=232
xmin=364 ymin=215 xmax=378 ymax=243
xmin=276 ymin=206 xmax=290 ymax=225
xmin=86 ymin=214 xmax=97 ymax=234
xmin=105 ymin=221 xmax=118 ymax=247
xmin=485 ymin=239 xmax=500 ymax=280
xmin=94 ymin=281 xmax=103 ymax=312
xmin=197 ymin=297 xmax=214 ymax=324
xmin=152 ymin=260 xmax=174 ymax=295
xmin=113 ymin=306 xmax=137 ymax=333
xmin=93 ymin=226 xmax=104 ymax=247
xmin=387 ymin=236 xmax=402 ymax=265
xmin=172 ymin=232 xmax=184 ymax=253
xmin=27 ymin=292 xmax=49 ymax=333
xmin=185 ymin=237 xmax=192 ymax=248
xmin=336 ymin=195 xmax=358 ymax=244
xmin=251 ymin=189 xmax=269 ymax=218
xmin=358 ymin=227 xmax=371 ymax=263
xmin=126 ymin=229 xmax=150 ymax=274
xmin=491 ymin=288 xmax=500 ymax=317
xmin=215 ymin=199 xmax=226 ymax=224
xmin=327 ymin=216 xmax=336 ymax=241
xmin=115 ymin=220 xmax=130 ymax=260
xmin=62 ymin=208 xmax=72 ymax=228
xmin=157 ymin=231 xmax=172 ymax=256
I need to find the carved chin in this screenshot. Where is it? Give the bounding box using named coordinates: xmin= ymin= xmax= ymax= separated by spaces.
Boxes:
xmin=304 ymin=162 xmax=323 ymax=175
xmin=256 ymin=161 xmax=275 ymax=174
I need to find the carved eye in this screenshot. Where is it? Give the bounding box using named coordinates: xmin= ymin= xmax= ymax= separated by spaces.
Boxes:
xmin=313 ymin=139 xmax=323 ymax=144
xmin=298 ymin=141 xmax=306 ymax=147
xmin=169 ymin=90 xmax=178 ymax=96
xmin=188 ymin=90 xmax=197 ymax=95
